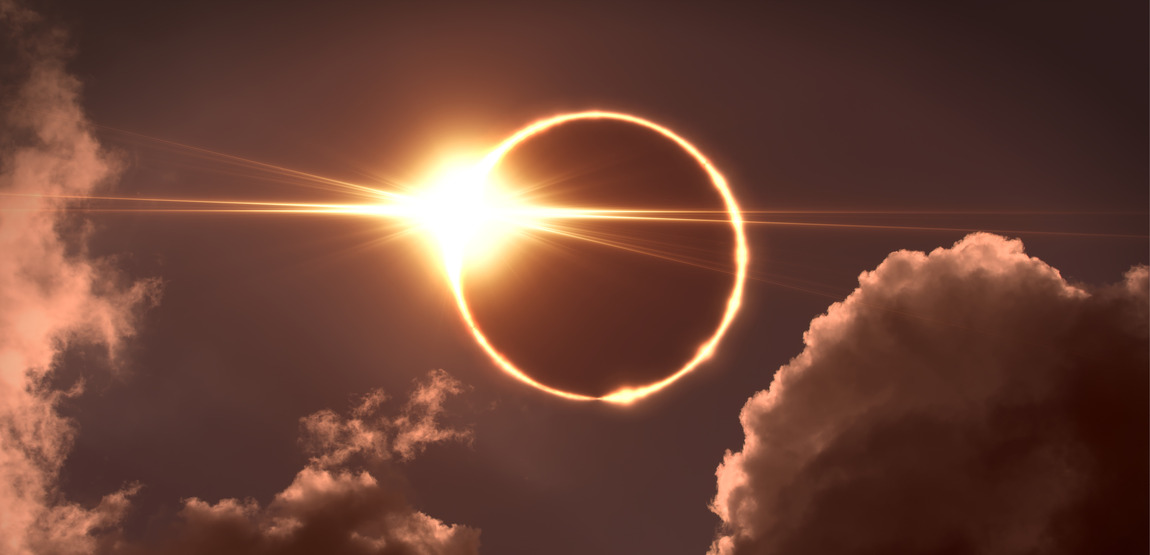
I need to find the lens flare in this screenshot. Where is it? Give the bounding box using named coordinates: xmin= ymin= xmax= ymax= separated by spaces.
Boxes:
xmin=439 ymin=111 xmax=749 ymax=404
xmin=15 ymin=113 xmax=750 ymax=405
xmin=401 ymin=165 xmax=534 ymax=275
xmin=12 ymin=116 xmax=1136 ymax=403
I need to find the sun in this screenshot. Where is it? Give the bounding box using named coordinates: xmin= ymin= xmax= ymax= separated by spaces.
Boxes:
xmin=401 ymin=165 xmax=534 ymax=280
xmin=401 ymin=111 xmax=749 ymax=405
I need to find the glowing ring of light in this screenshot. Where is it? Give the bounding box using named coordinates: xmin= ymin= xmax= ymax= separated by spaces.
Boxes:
xmin=450 ymin=111 xmax=748 ymax=404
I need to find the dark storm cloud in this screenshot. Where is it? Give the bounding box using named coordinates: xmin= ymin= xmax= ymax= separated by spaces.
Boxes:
xmin=150 ymin=370 xmax=479 ymax=555
xmin=710 ymin=233 xmax=1148 ymax=555
xmin=0 ymin=1 xmax=158 ymax=553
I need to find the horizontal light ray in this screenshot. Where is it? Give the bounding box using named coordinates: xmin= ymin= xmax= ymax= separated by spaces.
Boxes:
xmin=526 ymin=221 xmax=858 ymax=300
xmin=506 ymin=209 xmax=1148 ymax=239
xmin=508 ymin=207 xmax=1149 ymax=216
xmin=0 ymin=191 xmax=415 ymax=218
xmin=13 ymin=209 xmax=402 ymax=215
xmin=6 ymin=193 xmax=1142 ymax=239
xmin=4 ymin=192 xmax=1141 ymax=243
xmin=525 ymin=222 xmax=736 ymax=277
xmin=528 ymin=214 xmax=969 ymax=314
xmin=97 ymin=125 xmax=404 ymax=200
xmin=741 ymin=220 xmax=1148 ymax=239
xmin=6 ymin=119 xmax=1136 ymax=408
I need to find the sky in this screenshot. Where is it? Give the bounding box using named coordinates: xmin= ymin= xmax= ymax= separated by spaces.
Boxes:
xmin=0 ymin=1 xmax=1146 ymax=554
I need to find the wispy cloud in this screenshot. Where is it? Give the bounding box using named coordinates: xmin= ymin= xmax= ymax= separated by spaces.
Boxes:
xmin=0 ymin=2 xmax=159 ymax=554
xmin=301 ymin=369 xmax=471 ymax=469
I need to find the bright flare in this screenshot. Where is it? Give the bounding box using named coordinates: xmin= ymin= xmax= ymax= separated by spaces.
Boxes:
xmin=34 ymin=112 xmax=750 ymax=405
xmin=401 ymin=166 xmax=533 ymax=281
xmin=437 ymin=111 xmax=749 ymax=405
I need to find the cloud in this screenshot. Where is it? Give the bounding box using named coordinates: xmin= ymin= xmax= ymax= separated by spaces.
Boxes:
xmin=156 ymin=370 xmax=480 ymax=555
xmin=302 ymin=369 xmax=471 ymax=468
xmin=0 ymin=2 xmax=159 ymax=554
xmin=710 ymin=233 xmax=1148 ymax=555
xmin=0 ymin=4 xmax=475 ymax=554
xmin=389 ymin=369 xmax=471 ymax=461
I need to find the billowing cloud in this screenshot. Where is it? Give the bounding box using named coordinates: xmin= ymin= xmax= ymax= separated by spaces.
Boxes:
xmin=0 ymin=2 xmax=159 ymax=554
xmin=154 ymin=370 xmax=480 ymax=555
xmin=710 ymin=233 xmax=1148 ymax=555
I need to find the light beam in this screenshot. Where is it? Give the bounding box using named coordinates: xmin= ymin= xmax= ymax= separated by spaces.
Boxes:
xmin=5 ymin=114 xmax=1141 ymax=404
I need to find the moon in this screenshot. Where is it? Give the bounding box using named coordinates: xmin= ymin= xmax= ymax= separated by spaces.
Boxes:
xmin=443 ymin=111 xmax=748 ymax=404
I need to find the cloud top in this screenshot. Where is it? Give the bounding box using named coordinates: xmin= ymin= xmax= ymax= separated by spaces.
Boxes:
xmin=160 ymin=370 xmax=480 ymax=555
xmin=711 ymin=233 xmax=1147 ymax=555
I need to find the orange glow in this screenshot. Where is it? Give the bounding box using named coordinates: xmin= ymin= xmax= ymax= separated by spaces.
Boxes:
xmin=16 ymin=114 xmax=753 ymax=404
xmin=442 ymin=111 xmax=749 ymax=404
xmin=10 ymin=120 xmax=1139 ymax=403
xmin=399 ymin=165 xmax=535 ymax=274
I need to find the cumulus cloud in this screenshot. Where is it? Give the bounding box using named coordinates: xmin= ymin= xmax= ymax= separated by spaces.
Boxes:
xmin=0 ymin=2 xmax=159 ymax=554
xmin=710 ymin=233 xmax=1148 ymax=555
xmin=155 ymin=370 xmax=480 ymax=555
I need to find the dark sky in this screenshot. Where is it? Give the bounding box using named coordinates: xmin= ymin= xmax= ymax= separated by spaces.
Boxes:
xmin=2 ymin=1 xmax=1146 ymax=554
